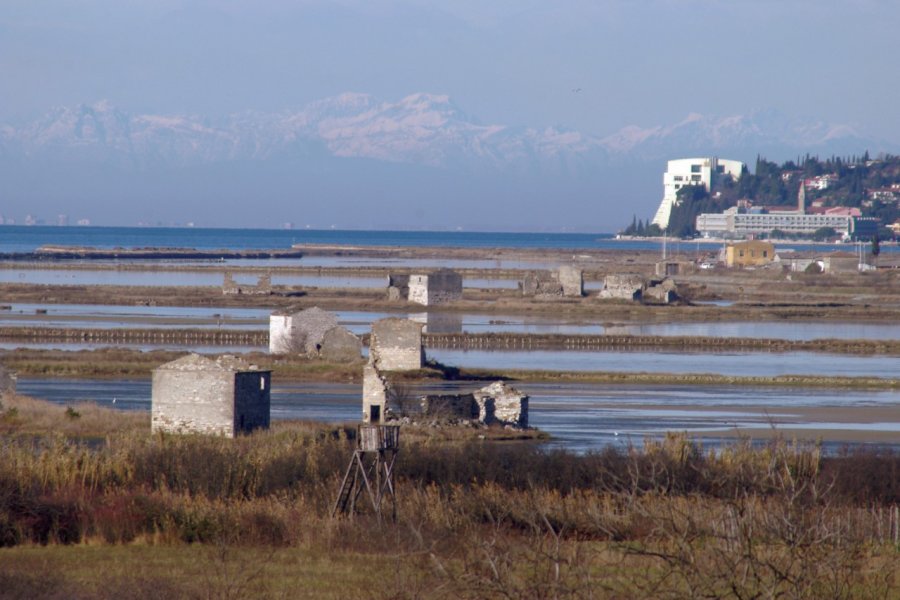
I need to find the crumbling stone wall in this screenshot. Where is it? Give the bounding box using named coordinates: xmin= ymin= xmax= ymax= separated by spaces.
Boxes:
xmin=643 ymin=278 xmax=679 ymax=304
xmin=269 ymin=307 xmax=339 ymax=355
xmin=520 ymin=270 xmax=564 ymax=297
xmin=389 ymin=269 xmax=462 ymax=306
xmin=407 ymin=269 xmax=463 ymax=306
xmin=557 ymin=266 xmax=584 ymax=297
xmin=362 ymin=365 xmax=397 ymax=424
xmin=598 ymin=274 xmax=645 ymax=301
xmin=319 ymin=326 xmax=362 ymax=362
xmin=407 ymin=274 xmax=430 ymax=305
xmin=223 ymin=272 xmax=272 ymax=295
xmin=420 ymin=394 xmax=477 ymax=420
xmin=151 ymin=354 xmax=271 ymax=437
xmin=369 ymin=318 xmax=424 ymax=371
xmin=473 ymin=381 xmax=528 ymax=428
xmin=520 ymin=267 xmax=582 ymax=298
xmin=386 ymin=274 xmax=410 ymax=301
xmin=426 ymin=268 xmax=463 ymax=304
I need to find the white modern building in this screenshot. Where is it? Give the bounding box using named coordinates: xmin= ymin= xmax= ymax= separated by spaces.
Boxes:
xmin=651 ymin=157 xmax=745 ymax=229
xmin=696 ymin=207 xmax=854 ymax=238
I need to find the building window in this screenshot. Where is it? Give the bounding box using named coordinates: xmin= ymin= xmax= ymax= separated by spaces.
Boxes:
xmin=691 ymin=165 xmax=702 ymax=173
xmin=691 ymin=175 xmax=701 ymax=182
xmin=674 ymin=176 xmax=683 ymax=181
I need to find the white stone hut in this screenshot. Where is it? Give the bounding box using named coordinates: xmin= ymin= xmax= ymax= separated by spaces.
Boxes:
xmin=151 ymin=354 xmax=271 ymax=437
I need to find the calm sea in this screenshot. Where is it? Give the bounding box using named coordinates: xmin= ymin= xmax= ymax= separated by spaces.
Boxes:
xmin=0 ymin=225 xmax=887 ymax=254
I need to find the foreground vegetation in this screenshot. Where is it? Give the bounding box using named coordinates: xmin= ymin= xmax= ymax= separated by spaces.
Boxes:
xmin=1 ymin=395 xmax=899 ymax=598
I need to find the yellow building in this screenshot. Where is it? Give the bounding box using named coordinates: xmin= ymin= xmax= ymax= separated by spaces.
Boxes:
xmin=725 ymin=240 xmax=775 ymax=267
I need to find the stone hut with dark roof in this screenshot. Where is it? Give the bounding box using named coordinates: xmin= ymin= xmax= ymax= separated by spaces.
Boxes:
xmin=152 ymin=354 xmax=271 ymax=437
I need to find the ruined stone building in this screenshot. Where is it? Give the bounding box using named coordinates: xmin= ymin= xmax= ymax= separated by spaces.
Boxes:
xmin=369 ymin=318 xmax=425 ymax=371
xmin=387 ymin=269 xmax=463 ymax=306
xmin=386 ymin=274 xmax=410 ymax=301
xmin=152 ymin=354 xmax=271 ymax=437
xmin=472 ymin=381 xmax=529 ymax=428
xmin=409 ymin=380 xmax=529 ymax=428
xmin=269 ymin=307 xmax=361 ymax=361
xmin=598 ymin=274 xmax=645 ymax=301
xmin=521 ymin=267 xmax=583 ymax=298
xmin=642 ymin=278 xmax=678 ymax=304
xmin=318 ymin=326 xmax=363 ymax=362
xmin=557 ymin=266 xmax=584 ymax=297
xmin=223 ymin=272 xmax=272 ymax=295
xmin=598 ymin=274 xmax=679 ymax=304
xmin=362 ymin=365 xmax=395 ymax=424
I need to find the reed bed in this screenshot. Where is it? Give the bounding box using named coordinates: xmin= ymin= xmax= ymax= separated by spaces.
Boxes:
xmin=1 ymin=396 xmax=899 ymax=598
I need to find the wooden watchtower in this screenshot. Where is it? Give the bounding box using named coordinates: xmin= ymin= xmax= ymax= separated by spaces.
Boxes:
xmin=332 ymin=424 xmax=400 ymax=521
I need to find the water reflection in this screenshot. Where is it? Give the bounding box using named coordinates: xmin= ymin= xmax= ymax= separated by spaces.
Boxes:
xmin=427 ymin=348 xmax=900 ymax=379
xmin=4 ymin=303 xmax=897 ymax=340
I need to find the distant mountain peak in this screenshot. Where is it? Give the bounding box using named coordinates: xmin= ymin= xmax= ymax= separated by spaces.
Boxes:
xmin=0 ymin=97 xmax=889 ymax=173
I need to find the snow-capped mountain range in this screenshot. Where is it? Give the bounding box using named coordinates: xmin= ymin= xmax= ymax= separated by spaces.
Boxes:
xmin=0 ymin=94 xmax=884 ymax=171
xmin=0 ymin=93 xmax=890 ymax=229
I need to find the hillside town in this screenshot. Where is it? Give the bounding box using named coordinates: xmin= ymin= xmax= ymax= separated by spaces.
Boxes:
xmin=628 ymin=154 xmax=900 ymax=242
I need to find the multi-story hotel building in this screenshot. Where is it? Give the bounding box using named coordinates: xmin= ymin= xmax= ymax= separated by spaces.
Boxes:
xmin=651 ymin=157 xmax=745 ymax=229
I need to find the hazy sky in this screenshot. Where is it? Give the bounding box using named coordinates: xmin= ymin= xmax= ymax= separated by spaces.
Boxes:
xmin=2 ymin=1 xmax=900 ymax=230
xmin=3 ymin=0 xmax=900 ymax=139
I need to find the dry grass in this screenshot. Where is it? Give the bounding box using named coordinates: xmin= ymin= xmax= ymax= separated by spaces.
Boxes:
xmin=1 ymin=397 xmax=899 ymax=598
xmin=0 ymin=392 xmax=148 ymax=437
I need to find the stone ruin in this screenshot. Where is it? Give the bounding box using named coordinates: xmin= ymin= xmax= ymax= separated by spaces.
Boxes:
xmin=319 ymin=326 xmax=364 ymax=362
xmin=361 ymin=364 xmax=394 ymax=424
xmin=363 ymin=363 xmax=528 ymax=429
xmin=361 ymin=317 xmax=528 ymax=429
xmin=643 ymin=278 xmax=679 ymax=304
xmin=597 ymin=274 xmax=679 ymax=304
xmin=419 ymin=381 xmax=529 ymax=428
xmin=387 ymin=268 xmax=463 ymax=306
xmin=598 ymin=274 xmax=645 ymax=301
xmin=151 ymin=354 xmax=271 ymax=438
xmin=520 ymin=266 xmax=583 ymax=298
xmin=369 ymin=318 xmax=424 ymax=371
xmin=223 ymin=272 xmax=272 ymax=295
xmin=269 ymin=307 xmax=361 ymax=361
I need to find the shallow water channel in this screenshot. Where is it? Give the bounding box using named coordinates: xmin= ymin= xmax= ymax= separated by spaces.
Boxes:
xmin=17 ymin=379 xmax=900 ymax=453
xmin=0 ymin=269 xmax=519 ymax=289
xmin=4 ymin=303 xmax=900 ymax=340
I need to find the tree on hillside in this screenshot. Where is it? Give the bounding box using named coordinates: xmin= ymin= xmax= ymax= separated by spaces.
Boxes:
xmin=812 ymin=227 xmax=838 ymax=241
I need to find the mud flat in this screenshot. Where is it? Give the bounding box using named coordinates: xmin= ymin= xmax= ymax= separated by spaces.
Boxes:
xmin=1 ymin=245 xmax=305 ymax=261
xmin=2 ymin=281 xmax=900 ymax=324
